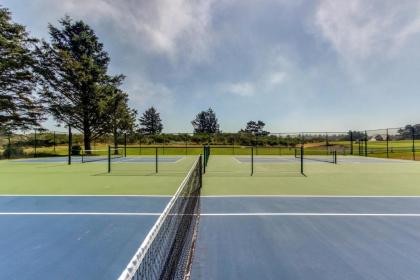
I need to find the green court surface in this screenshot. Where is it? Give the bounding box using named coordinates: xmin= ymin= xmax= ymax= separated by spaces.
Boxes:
xmin=1 ymin=155 xmax=420 ymax=196
xmin=202 ymin=155 xmax=420 ymax=196
xmin=0 ymin=156 xmax=196 ymax=195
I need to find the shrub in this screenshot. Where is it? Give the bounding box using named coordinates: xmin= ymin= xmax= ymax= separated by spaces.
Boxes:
xmin=71 ymin=145 xmax=82 ymax=155
xmin=3 ymin=145 xmax=24 ymax=159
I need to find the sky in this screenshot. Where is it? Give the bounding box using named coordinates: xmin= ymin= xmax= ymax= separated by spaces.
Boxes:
xmin=3 ymin=0 xmax=420 ymax=133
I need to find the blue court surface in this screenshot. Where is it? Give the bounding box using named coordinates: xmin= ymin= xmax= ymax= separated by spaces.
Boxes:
xmin=235 ymin=155 xmax=413 ymax=164
xmin=12 ymin=156 xmax=184 ymax=163
xmin=0 ymin=196 xmax=169 ymax=280
xmin=3 ymin=196 xmax=420 ymax=280
xmin=191 ymin=196 xmax=420 ymax=280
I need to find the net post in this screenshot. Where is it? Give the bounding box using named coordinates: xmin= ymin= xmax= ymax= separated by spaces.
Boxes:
xmin=251 ymin=146 xmax=254 ymax=176
xmin=155 ymin=147 xmax=158 ymax=173
xmin=334 ymin=151 xmax=337 ymax=164
xmin=300 ymin=145 xmax=304 ymax=174
xmin=68 ymin=125 xmax=72 ymax=165
xmin=108 ymin=145 xmax=111 ymax=173
xmin=203 ymin=146 xmax=206 ymax=174
xmin=199 ymin=154 xmax=203 ymax=186
xmin=349 ymin=131 xmax=353 ymax=155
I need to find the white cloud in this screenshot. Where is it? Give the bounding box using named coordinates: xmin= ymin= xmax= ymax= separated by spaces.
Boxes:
xmin=223 ymin=82 xmax=255 ymax=97
xmin=266 ymin=71 xmax=287 ymax=86
xmin=125 ymin=77 xmax=175 ymax=114
xmin=315 ymin=0 xmax=420 ymax=60
xmin=41 ymin=0 xmax=216 ymax=64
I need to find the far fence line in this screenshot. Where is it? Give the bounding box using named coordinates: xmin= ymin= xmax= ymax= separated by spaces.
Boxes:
xmin=1 ymin=125 xmax=420 ymax=161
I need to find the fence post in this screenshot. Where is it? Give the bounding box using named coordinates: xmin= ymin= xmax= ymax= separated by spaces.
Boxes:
xmin=412 ymin=127 xmax=415 ymax=161
xmin=364 ymin=131 xmax=368 ymax=157
xmin=251 ymin=146 xmax=254 ymax=176
xmin=34 ymin=129 xmax=37 ymax=157
xmin=155 ymin=147 xmax=158 ymax=173
xmin=124 ymin=133 xmax=127 ymax=157
xmin=350 ymin=131 xmax=353 ymax=155
xmin=108 ymin=145 xmax=111 ymax=173
xmin=68 ymin=125 xmax=72 ymax=165
xmin=53 ymin=131 xmax=56 ymax=153
xmin=386 ymin=129 xmax=389 ymax=158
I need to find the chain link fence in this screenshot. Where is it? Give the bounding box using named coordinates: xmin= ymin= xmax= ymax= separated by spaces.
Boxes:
xmin=2 ymin=125 xmax=420 ymax=161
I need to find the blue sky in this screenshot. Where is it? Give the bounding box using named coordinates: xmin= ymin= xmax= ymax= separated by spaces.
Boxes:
xmin=4 ymin=0 xmax=420 ymax=132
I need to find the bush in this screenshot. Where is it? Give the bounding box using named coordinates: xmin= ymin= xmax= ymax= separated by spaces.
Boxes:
xmin=3 ymin=145 xmax=24 ymax=159
xmin=71 ymin=145 xmax=82 ymax=156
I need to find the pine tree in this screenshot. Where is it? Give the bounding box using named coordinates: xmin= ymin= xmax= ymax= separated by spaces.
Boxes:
xmin=0 ymin=7 xmax=44 ymax=131
xmin=191 ymin=108 xmax=220 ymax=133
xmin=139 ymin=107 xmax=163 ymax=135
xmin=37 ymin=16 xmax=124 ymax=151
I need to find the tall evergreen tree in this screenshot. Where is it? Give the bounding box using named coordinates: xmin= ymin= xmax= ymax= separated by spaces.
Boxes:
xmin=139 ymin=107 xmax=163 ymax=135
xmin=0 ymin=7 xmax=44 ymax=131
xmin=37 ymin=16 xmax=124 ymax=151
xmin=191 ymin=108 xmax=220 ymax=133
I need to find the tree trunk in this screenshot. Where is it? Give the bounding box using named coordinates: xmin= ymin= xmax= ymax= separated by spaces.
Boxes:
xmin=84 ymin=128 xmax=92 ymax=154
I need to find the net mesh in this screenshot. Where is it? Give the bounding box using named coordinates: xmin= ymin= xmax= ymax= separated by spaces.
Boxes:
xmin=295 ymin=147 xmax=337 ymax=164
xmin=82 ymin=147 xmax=124 ymax=163
xmin=118 ymin=155 xmax=202 ymax=280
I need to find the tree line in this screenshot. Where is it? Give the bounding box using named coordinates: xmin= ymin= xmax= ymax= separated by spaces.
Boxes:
xmin=1 ymin=7 xmax=274 ymax=152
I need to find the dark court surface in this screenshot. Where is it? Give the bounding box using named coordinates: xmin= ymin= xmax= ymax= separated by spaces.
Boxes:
xmin=191 ymin=197 xmax=420 ymax=280
xmin=0 ymin=196 xmax=169 ymax=280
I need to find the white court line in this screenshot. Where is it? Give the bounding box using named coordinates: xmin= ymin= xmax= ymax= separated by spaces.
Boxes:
xmin=202 ymin=195 xmax=420 ymax=198
xmin=0 ymin=194 xmax=172 ymax=197
xmin=0 ymin=212 xmax=161 ymax=216
xmin=1 ymin=195 xmax=420 ymax=198
xmin=1 ymin=212 xmax=420 ymax=217
xmin=201 ymin=213 xmax=420 ymax=217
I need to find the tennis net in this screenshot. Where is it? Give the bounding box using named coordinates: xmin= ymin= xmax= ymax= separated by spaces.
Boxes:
xmin=295 ymin=147 xmax=337 ymax=164
xmin=82 ymin=147 xmax=124 ymax=163
xmin=118 ymin=155 xmax=202 ymax=280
